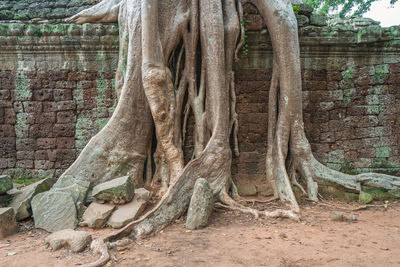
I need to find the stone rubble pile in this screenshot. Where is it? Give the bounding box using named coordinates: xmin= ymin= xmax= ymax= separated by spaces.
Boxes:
xmin=28 ymin=175 xmax=151 ymax=232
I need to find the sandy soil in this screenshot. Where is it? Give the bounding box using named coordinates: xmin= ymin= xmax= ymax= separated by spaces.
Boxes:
xmin=0 ymin=200 xmax=399 ymax=267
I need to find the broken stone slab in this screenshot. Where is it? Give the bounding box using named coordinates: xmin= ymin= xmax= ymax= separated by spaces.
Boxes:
xmin=80 ymin=202 xmax=115 ymax=229
xmin=9 ymin=178 xmax=55 ymax=221
xmin=0 ymin=207 xmax=18 ymax=238
xmin=45 ymin=229 xmax=92 ymax=252
xmin=186 ymin=178 xmax=214 ymax=230
xmin=107 ymin=188 xmax=150 ymax=229
xmin=51 ymin=175 xmax=90 ymax=204
xmin=31 ymin=191 xmax=78 ymax=232
xmin=92 ymin=176 xmax=134 ymax=204
xmin=0 ymin=175 xmax=13 ymax=195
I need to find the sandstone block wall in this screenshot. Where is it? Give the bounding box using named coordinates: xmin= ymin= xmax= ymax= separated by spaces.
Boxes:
xmin=0 ymin=3 xmax=400 ymax=195
xmin=231 ymin=3 xmax=400 ymax=195
xmin=0 ymin=0 xmax=100 ymax=21
xmin=0 ymin=23 xmax=119 ymax=180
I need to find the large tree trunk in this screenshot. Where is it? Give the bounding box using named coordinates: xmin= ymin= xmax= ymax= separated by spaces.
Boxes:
xmin=50 ymin=0 xmax=400 ymax=265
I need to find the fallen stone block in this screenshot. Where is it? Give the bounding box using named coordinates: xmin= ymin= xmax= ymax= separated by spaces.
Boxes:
xmin=186 ymin=178 xmax=214 ymax=230
xmin=45 ymin=229 xmax=92 ymax=252
xmin=92 ymin=176 xmax=134 ymax=204
xmin=51 ymin=175 xmax=90 ymax=204
xmin=359 ymin=191 xmax=373 ymax=204
xmin=80 ymin=202 xmax=115 ymax=228
xmin=107 ymin=188 xmax=150 ymax=229
xmin=32 ymin=191 xmax=78 ymax=232
xmin=0 ymin=207 xmax=18 ymax=238
xmin=9 ymin=178 xmax=55 ymax=221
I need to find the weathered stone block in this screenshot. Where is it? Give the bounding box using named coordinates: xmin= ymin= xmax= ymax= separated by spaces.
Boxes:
xmin=186 ymin=178 xmax=214 ymax=230
xmin=359 ymin=191 xmax=373 ymax=204
xmin=29 ymin=123 xmax=53 ymax=138
xmin=54 ymin=89 xmax=72 ymax=101
xmin=92 ymin=176 xmax=134 ymax=204
xmin=16 ymin=151 xmax=34 ymax=160
xmin=34 ymin=160 xmax=54 ymax=170
xmin=23 ymin=101 xmax=42 ymax=113
xmin=36 ymin=138 xmax=57 ymax=149
xmin=0 ymin=207 xmax=17 ymax=238
xmin=33 ymin=89 xmax=53 ymax=101
xmin=57 ymin=101 xmax=76 ymax=111
xmin=310 ymin=14 xmax=327 ymax=26
xmin=57 ymin=111 xmax=76 ymax=123
xmin=53 ymin=123 xmax=75 ymax=137
xmin=0 ymin=125 xmax=15 ymax=137
xmin=80 ymin=202 xmax=115 ymax=228
xmin=32 ymin=191 xmax=77 ymax=232
xmin=51 ymin=175 xmax=90 ymax=204
xmin=35 ymin=112 xmax=56 ymax=124
xmin=16 ymin=159 xmax=33 ymax=169
xmin=4 ymin=108 xmax=16 ymax=124
xmin=389 ymin=63 xmax=400 ymax=73
xmin=107 ymin=188 xmax=150 ymax=229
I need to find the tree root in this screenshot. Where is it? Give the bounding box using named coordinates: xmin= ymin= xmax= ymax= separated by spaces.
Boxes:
xmin=81 ymin=239 xmax=110 ymax=267
xmin=62 ymin=1 xmax=400 ymax=266
xmin=310 ymin=157 xmax=400 ymax=193
xmin=218 ymin=190 xmax=300 ymax=221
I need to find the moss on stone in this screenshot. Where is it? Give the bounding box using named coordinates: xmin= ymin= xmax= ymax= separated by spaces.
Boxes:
xmin=13 ymin=178 xmax=40 ymax=186
xmin=362 ymin=186 xmax=390 ymax=201
xmin=319 ymin=185 xmax=359 ymax=203
xmin=13 ymin=168 xmax=31 ymax=180
xmin=341 ymin=161 xmax=359 ymax=175
xmin=14 ymin=71 xmax=31 ymax=100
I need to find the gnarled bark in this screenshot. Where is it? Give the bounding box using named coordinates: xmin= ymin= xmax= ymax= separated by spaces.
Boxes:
xmin=49 ymin=0 xmax=400 ymax=265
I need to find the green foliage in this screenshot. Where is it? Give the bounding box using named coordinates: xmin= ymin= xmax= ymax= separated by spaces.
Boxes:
xmin=13 ymin=178 xmax=40 ymax=186
xmin=241 ymin=13 xmax=249 ymax=56
xmin=292 ymin=4 xmax=300 ymax=15
xmin=304 ymin=0 xmax=399 ymax=18
xmin=34 ymin=29 xmax=43 ymax=37
xmin=13 ymin=168 xmax=31 ymax=180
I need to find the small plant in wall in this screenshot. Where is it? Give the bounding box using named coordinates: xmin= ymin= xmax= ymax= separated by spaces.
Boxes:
xmin=34 ymin=29 xmax=43 ymax=37
xmin=240 ymin=12 xmax=249 ymax=56
xmin=292 ymin=4 xmax=300 ymax=15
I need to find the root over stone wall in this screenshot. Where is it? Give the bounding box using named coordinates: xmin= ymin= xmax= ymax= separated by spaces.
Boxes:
xmin=0 ymin=5 xmax=400 ymax=195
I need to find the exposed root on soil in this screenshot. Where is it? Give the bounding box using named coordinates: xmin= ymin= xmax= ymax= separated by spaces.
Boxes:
xmin=80 ymin=239 xmax=110 ymax=267
xmin=58 ymin=1 xmax=400 ymax=266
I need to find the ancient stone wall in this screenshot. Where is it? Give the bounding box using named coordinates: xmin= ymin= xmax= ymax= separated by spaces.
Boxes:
xmin=0 ymin=0 xmax=100 ymax=22
xmin=230 ymin=3 xmax=400 ymax=195
xmin=0 ymin=3 xmax=400 ymax=195
xmin=0 ymin=23 xmax=119 ymax=180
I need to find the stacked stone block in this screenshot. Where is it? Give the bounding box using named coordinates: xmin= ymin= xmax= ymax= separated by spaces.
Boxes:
xmin=0 ymin=69 xmax=116 ymax=179
xmin=0 ymin=23 xmax=118 ymax=179
xmin=0 ymin=0 xmax=101 ymax=21
xmin=0 ymin=3 xmax=399 ymax=195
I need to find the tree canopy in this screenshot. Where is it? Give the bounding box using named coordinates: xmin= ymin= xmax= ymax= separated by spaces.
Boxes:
xmin=304 ymin=0 xmax=399 ymax=17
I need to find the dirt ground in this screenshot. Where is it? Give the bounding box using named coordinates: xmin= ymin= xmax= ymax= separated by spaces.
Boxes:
xmin=0 ymin=200 xmax=399 ymax=267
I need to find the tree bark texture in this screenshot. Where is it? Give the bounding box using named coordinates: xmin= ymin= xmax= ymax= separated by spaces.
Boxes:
xmin=58 ymin=0 xmax=400 ymax=265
